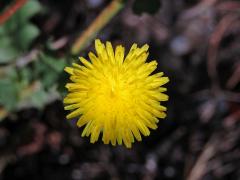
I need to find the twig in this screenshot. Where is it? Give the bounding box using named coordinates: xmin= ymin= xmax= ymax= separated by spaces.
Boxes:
xmin=207 ymin=14 xmax=239 ymax=92
xmin=180 ymin=0 xmax=218 ymax=20
xmin=0 ymin=0 xmax=28 ymax=25
xmin=224 ymin=91 xmax=240 ymax=103
xmin=226 ymin=62 xmax=240 ymax=89
xmin=71 ymin=0 xmax=125 ymax=55
xmin=217 ymin=1 xmax=240 ymax=13
xmin=224 ymin=109 xmax=240 ymax=128
xmin=187 ymin=135 xmax=218 ymax=180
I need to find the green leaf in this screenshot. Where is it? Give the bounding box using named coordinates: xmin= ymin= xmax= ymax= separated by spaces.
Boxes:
xmin=132 ymin=0 xmax=161 ymax=15
xmin=42 ymin=69 xmax=59 ymax=89
xmin=0 ymin=47 xmax=20 ymax=63
xmin=40 ymin=54 xmax=66 ymax=72
xmin=0 ymin=0 xmax=41 ymax=63
xmin=0 ymin=27 xmax=5 ymax=35
xmin=18 ymin=24 xmax=40 ymax=50
xmin=19 ymin=67 xmax=32 ymax=87
xmin=0 ymin=36 xmax=12 ymax=48
xmin=0 ymin=68 xmax=19 ymax=110
xmin=0 ymin=34 xmax=20 ymax=63
xmin=33 ymin=54 xmax=67 ymax=89
xmin=15 ymin=0 xmax=42 ymax=22
xmin=3 ymin=0 xmax=41 ymax=32
xmin=30 ymin=88 xmax=48 ymax=109
xmin=0 ymin=79 xmax=18 ymax=110
xmin=3 ymin=16 xmax=19 ymax=33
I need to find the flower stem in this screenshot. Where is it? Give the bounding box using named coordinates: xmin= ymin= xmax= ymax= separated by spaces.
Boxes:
xmin=71 ymin=0 xmax=125 ymax=55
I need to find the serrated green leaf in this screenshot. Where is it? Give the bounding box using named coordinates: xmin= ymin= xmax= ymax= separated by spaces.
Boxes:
xmin=0 ymin=0 xmax=41 ymax=63
xmin=0 ymin=68 xmax=18 ymax=110
xmin=0 ymin=34 xmax=21 ymax=63
xmin=18 ymin=24 xmax=40 ymax=50
xmin=32 ymin=54 xmax=67 ymax=89
xmin=30 ymin=88 xmax=48 ymax=109
xmin=0 ymin=36 xmax=12 ymax=48
xmin=43 ymin=70 xmax=59 ymax=89
xmin=3 ymin=16 xmax=20 ymax=33
xmin=0 ymin=78 xmax=18 ymax=110
xmin=16 ymin=0 xmax=42 ymax=22
xmin=0 ymin=47 xmax=20 ymax=63
xmin=41 ymin=54 xmax=66 ymax=72
xmin=19 ymin=67 xmax=32 ymax=86
xmin=3 ymin=0 xmax=41 ymax=32
xmin=0 ymin=27 xmax=5 ymax=35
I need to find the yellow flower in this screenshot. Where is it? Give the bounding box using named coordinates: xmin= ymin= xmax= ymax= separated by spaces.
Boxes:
xmin=64 ymin=39 xmax=169 ymax=148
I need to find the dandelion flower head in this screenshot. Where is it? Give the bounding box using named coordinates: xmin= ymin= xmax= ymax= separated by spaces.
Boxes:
xmin=64 ymin=39 xmax=169 ymax=148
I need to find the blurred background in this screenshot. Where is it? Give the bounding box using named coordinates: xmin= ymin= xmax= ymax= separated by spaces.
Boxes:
xmin=0 ymin=0 xmax=240 ymax=179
